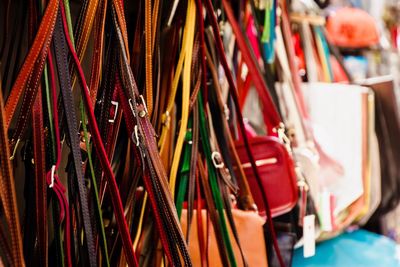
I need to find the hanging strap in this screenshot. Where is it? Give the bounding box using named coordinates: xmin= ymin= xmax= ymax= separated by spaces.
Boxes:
xmin=202 ymin=0 xmax=286 ymax=266
xmin=0 ymin=78 xmax=25 ymax=267
xmin=112 ymin=3 xmax=192 ymax=265
xmin=47 ymin=50 xmax=72 ymax=267
xmin=144 ymin=0 xmax=154 ymax=117
xmin=53 ymin=8 xmax=97 ymax=267
xmin=220 ymin=0 xmax=282 ymax=131
xmin=169 ymin=0 xmax=197 ymax=196
xmin=59 ymin=2 xmax=139 ymax=266
xmin=5 ymin=0 xmax=59 ymax=129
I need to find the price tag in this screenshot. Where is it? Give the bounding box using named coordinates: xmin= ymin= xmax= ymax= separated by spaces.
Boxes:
xmin=303 ymin=214 xmax=316 ymax=258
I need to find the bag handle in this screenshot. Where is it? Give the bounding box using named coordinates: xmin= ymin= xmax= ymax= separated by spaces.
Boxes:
xmin=203 ymin=0 xmax=286 ymax=266
xmin=59 ymin=3 xmax=140 ymax=266
xmin=0 ymin=76 xmax=25 ymax=267
xmin=5 ymin=0 xmax=59 ymax=129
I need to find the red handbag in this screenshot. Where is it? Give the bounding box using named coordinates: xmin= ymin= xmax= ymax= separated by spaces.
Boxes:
xmin=235 ymin=136 xmax=298 ymax=218
xmin=228 ymin=1 xmax=298 ymax=219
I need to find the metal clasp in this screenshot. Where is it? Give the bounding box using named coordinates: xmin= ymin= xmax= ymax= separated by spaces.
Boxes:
xmin=138 ymin=95 xmax=148 ymax=116
xmin=211 ymin=151 xmax=224 ymax=169
xmin=49 ymin=165 xmax=56 ymax=188
xmin=132 ymin=125 xmax=140 ymax=146
xmin=9 ymin=138 xmax=21 ymax=160
xmin=128 ymin=98 xmax=137 ymax=117
xmin=275 ymin=123 xmax=292 ymax=153
xmin=108 ymin=101 xmax=119 ymax=123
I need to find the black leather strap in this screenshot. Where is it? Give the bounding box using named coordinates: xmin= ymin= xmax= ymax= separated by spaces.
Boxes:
xmin=53 ymin=8 xmax=97 ymax=267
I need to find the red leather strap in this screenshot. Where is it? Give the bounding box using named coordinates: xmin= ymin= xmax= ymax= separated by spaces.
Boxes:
xmin=47 ymin=50 xmax=73 ymax=267
xmin=59 ymin=2 xmax=139 ymax=266
xmin=220 ymin=0 xmax=282 ymax=131
xmin=202 ymin=1 xmax=286 ymax=266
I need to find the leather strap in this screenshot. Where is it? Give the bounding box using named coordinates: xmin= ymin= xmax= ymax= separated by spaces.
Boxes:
xmin=145 ymin=0 xmax=154 ymax=117
xmin=196 ymin=155 xmax=230 ymax=267
xmin=59 ymin=2 xmax=139 ymax=265
xmin=202 ymin=0 xmax=285 ymax=265
xmin=89 ymin=0 xmax=108 ymax=104
xmin=169 ymin=0 xmax=197 ymax=196
xmin=53 ymin=9 xmax=97 ymax=267
xmin=205 ymin=48 xmax=256 ymax=211
xmin=47 ymin=49 xmax=72 ymax=267
xmin=5 ymin=0 xmax=59 ymax=129
xmin=112 ymin=4 xmax=192 ymax=264
xmin=0 ymin=78 xmax=25 ymax=267
xmin=32 ymin=84 xmax=48 ymax=267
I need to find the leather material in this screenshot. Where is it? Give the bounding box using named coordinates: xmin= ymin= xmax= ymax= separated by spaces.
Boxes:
xmin=59 ymin=3 xmax=139 ymax=265
xmin=53 ymin=9 xmax=97 ymax=267
xmin=181 ymin=209 xmax=268 ymax=267
xmin=362 ymin=77 xmax=400 ymax=219
xmin=5 ymin=0 xmax=59 ymax=130
xmin=235 ymin=136 xmax=298 ymax=217
xmin=0 ymin=76 xmax=25 ymax=267
xmin=203 ymin=0 xmax=286 ymax=265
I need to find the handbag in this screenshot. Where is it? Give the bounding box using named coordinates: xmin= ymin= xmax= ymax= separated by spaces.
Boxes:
xmin=360 ymin=76 xmax=400 ymax=223
xmin=235 ymin=137 xmax=298 ymax=217
xmin=180 ymin=209 xmax=268 ymax=267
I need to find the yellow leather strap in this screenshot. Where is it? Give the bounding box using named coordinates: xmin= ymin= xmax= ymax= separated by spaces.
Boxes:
xmin=158 ymin=1 xmax=192 ymax=163
xmin=145 ymin=0 xmax=153 ymax=116
xmin=168 ymin=0 xmax=196 ymax=197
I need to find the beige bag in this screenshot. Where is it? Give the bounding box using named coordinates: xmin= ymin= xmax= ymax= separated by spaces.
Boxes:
xmin=180 ymin=209 xmax=268 ymax=267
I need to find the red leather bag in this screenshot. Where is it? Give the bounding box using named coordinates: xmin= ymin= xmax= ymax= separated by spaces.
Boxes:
xmin=229 ymin=2 xmax=298 ymax=219
xmin=235 ymin=136 xmax=298 ymax=218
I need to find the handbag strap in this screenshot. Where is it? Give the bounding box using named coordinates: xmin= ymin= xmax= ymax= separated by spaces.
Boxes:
xmin=88 ymin=0 xmax=108 ymax=104
xmin=59 ymin=2 xmax=140 ymax=266
xmin=202 ymin=0 xmax=286 ymax=266
xmin=204 ymin=47 xmax=256 ymax=211
xmin=220 ymin=0 xmax=282 ymax=131
xmin=158 ymin=6 xmax=192 ymax=168
xmin=53 ymin=9 xmax=97 ymax=267
xmin=47 ymin=49 xmax=72 ymax=267
xmin=144 ymin=0 xmax=154 ymax=117
xmin=112 ymin=3 xmax=193 ymax=264
xmin=0 ymin=77 xmax=25 ymax=267
xmin=168 ymin=0 xmax=197 ymax=196
xmin=5 ymin=0 xmax=58 ymax=129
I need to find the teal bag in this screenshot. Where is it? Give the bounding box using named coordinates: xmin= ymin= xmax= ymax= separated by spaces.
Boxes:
xmin=293 ymin=230 xmax=400 ymax=267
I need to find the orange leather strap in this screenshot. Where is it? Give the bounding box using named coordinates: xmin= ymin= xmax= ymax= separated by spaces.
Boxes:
xmin=5 ymin=0 xmax=59 ymax=129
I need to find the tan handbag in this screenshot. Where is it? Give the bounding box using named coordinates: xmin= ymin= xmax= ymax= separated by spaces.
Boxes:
xmin=180 ymin=209 xmax=268 ymax=267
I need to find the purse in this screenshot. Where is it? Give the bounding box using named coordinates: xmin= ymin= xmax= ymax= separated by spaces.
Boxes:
xmin=360 ymin=76 xmax=400 ymax=224
xmin=235 ymin=137 xmax=298 ymax=217
xmin=180 ymin=209 xmax=268 ymax=267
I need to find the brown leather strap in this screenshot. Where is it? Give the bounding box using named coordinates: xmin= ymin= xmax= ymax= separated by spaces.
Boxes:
xmin=5 ymin=0 xmax=59 ymax=129
xmin=145 ymin=0 xmax=154 ymax=117
xmin=32 ymin=86 xmax=48 ymax=267
xmin=0 ymin=82 xmax=25 ymax=267
xmin=88 ymin=0 xmax=108 ymax=104
xmin=205 ymin=47 xmax=256 ymax=211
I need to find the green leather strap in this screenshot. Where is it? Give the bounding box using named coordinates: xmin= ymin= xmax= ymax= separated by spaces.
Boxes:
xmin=198 ymin=94 xmax=237 ymax=267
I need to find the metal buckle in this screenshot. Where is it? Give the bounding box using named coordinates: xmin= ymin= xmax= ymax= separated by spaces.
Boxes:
xmin=223 ymin=104 xmax=230 ymax=120
xmin=49 ymin=165 xmax=56 ymax=188
xmin=128 ymin=98 xmax=137 ymax=117
xmin=108 ymin=101 xmax=119 ymax=123
xmin=132 ymin=125 xmax=140 ymax=146
xmin=139 ymin=95 xmax=148 ymax=114
xmin=275 ymin=123 xmax=292 ymax=153
xmin=211 ymin=151 xmax=224 ymax=169
xmin=9 ymin=138 xmax=21 ymax=160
